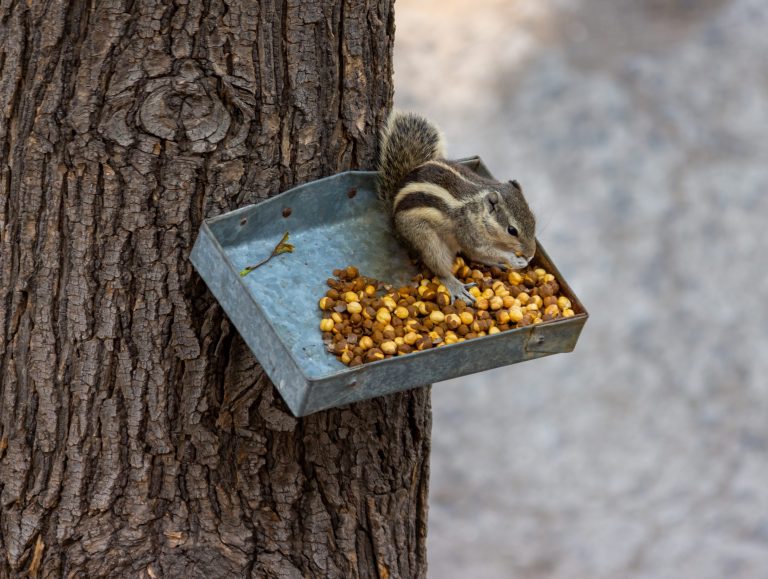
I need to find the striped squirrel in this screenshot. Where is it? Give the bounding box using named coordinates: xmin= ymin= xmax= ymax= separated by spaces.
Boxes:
xmin=377 ymin=111 xmax=536 ymax=302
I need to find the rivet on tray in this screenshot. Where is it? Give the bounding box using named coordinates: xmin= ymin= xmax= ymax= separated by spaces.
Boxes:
xmin=347 ymin=187 xmax=357 ymax=198
xmin=282 ymin=207 xmax=292 ymax=217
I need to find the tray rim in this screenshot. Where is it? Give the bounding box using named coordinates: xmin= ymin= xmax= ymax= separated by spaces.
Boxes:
xmin=198 ymin=163 xmax=589 ymax=384
xmin=192 ymin=156 xmax=589 ymax=414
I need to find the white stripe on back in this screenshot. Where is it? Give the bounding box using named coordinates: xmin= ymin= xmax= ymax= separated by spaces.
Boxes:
xmin=393 ymin=182 xmax=464 ymax=212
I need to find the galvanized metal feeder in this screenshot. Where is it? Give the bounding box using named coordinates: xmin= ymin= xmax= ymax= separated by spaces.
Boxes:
xmin=191 ymin=158 xmax=588 ymax=416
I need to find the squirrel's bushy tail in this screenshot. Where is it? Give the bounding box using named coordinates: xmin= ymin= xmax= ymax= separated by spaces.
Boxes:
xmin=377 ymin=111 xmax=444 ymax=207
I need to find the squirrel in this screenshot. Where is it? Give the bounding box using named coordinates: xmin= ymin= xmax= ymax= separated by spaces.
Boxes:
xmin=377 ymin=111 xmax=537 ymax=302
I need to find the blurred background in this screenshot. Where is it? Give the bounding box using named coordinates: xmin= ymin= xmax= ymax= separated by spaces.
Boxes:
xmin=393 ymin=0 xmax=768 ymax=577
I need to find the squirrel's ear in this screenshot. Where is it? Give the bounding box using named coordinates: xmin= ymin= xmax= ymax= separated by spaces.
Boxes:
xmin=486 ymin=191 xmax=499 ymax=211
xmin=509 ymin=180 xmax=522 ymax=191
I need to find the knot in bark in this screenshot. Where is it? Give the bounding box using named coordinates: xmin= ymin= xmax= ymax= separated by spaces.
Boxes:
xmin=139 ymin=60 xmax=231 ymax=153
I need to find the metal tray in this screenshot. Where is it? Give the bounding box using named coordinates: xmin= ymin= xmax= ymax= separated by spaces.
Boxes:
xmin=191 ymin=157 xmax=588 ymax=416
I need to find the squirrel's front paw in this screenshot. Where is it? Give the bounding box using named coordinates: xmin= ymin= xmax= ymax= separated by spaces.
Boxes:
xmin=443 ymin=277 xmax=476 ymax=304
xmin=492 ymin=262 xmax=513 ymax=271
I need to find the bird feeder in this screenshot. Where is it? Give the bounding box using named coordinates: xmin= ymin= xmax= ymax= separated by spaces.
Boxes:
xmin=191 ymin=157 xmax=588 ymax=416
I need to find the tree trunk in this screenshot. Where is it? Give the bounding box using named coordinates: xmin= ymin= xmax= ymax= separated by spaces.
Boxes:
xmin=0 ymin=2 xmax=431 ymax=577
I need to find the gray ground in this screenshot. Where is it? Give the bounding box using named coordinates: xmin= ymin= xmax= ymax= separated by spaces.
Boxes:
xmin=393 ymin=0 xmax=768 ymax=577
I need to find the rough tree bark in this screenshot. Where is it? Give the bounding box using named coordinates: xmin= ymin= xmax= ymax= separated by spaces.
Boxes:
xmin=0 ymin=2 xmax=431 ymax=577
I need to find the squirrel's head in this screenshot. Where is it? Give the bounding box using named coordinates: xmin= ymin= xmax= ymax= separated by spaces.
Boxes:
xmin=481 ymin=180 xmax=536 ymax=268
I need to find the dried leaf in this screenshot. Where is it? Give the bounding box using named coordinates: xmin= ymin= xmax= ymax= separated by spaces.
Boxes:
xmin=240 ymin=232 xmax=294 ymax=277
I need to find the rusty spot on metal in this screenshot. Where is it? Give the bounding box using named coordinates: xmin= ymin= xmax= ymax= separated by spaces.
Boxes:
xmin=240 ymin=218 xmax=248 ymax=226
xmin=282 ymin=207 xmax=292 ymax=218
xmin=347 ymin=187 xmax=357 ymax=198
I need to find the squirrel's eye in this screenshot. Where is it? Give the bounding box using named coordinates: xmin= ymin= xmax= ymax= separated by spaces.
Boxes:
xmin=507 ymin=225 xmax=518 ymax=237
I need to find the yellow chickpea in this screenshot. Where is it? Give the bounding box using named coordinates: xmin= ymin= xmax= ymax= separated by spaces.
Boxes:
xmin=508 ymin=271 xmax=523 ymax=285
xmin=394 ymin=306 xmax=409 ymax=319
xmin=545 ymin=304 xmax=560 ymax=317
xmin=344 ymin=291 xmax=358 ymax=303
xmin=380 ymin=341 xmax=397 ymax=355
xmin=445 ymin=313 xmax=461 ymax=329
xmin=429 ymin=310 xmax=446 ymax=324
xmin=376 ymin=308 xmax=391 ymax=324
xmin=508 ymin=307 xmax=524 ymax=322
